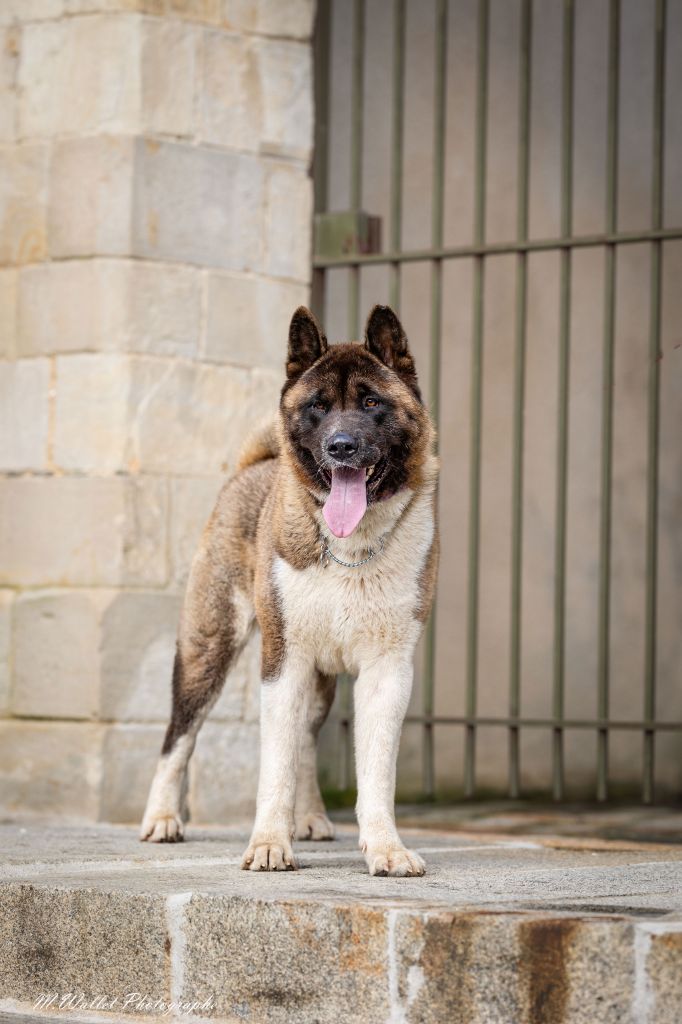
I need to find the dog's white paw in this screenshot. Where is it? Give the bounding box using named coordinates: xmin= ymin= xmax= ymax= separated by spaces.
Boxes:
xmin=241 ymin=836 xmax=298 ymax=871
xmin=294 ymin=811 xmax=335 ymax=841
xmin=140 ymin=813 xmax=184 ymax=843
xmin=365 ymin=845 xmax=425 ymax=877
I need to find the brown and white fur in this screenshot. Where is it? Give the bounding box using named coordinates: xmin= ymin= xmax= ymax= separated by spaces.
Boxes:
xmin=140 ymin=305 xmax=439 ymax=876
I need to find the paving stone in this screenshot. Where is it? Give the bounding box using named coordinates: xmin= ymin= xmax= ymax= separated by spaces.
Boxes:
xmin=0 ymin=358 xmax=49 ymax=471
xmin=638 ymin=923 xmax=682 ymax=1024
xmin=0 ymin=824 xmax=681 ymax=1023
xmin=0 ymin=884 xmax=169 ymax=1012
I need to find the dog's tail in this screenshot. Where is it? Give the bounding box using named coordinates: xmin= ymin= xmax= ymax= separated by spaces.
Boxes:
xmin=236 ymin=418 xmax=280 ymax=472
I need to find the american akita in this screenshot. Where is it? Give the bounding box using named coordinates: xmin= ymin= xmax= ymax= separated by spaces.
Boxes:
xmin=140 ymin=304 xmax=439 ymax=876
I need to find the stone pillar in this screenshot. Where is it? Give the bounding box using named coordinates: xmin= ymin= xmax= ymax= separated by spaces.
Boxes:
xmin=0 ymin=0 xmax=314 ymax=824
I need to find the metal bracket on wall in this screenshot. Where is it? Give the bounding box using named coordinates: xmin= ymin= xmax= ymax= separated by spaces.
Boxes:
xmin=314 ymin=210 xmax=382 ymax=259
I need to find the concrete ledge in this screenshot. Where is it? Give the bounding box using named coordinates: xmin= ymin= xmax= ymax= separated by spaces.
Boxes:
xmin=0 ymin=823 xmax=681 ymax=1023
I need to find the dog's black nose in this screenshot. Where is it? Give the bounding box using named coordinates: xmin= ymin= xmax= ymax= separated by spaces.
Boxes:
xmin=327 ymin=432 xmax=359 ymax=458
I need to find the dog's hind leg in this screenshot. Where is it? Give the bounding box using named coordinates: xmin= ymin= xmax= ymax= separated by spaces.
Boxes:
xmin=140 ymin=549 xmax=253 ymax=843
xmin=294 ymin=673 xmax=336 ymax=841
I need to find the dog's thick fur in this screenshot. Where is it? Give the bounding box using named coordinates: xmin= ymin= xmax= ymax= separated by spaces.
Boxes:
xmin=140 ymin=305 xmax=439 ymax=876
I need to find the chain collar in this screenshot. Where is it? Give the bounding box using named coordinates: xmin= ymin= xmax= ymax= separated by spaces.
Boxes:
xmin=320 ymin=534 xmax=386 ymax=569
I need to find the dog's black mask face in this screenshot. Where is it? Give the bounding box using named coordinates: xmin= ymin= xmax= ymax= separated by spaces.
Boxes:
xmin=281 ymin=307 xmax=428 ymax=535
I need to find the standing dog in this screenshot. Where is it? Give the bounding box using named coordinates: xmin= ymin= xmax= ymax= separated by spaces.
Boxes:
xmin=140 ymin=305 xmax=439 ymax=876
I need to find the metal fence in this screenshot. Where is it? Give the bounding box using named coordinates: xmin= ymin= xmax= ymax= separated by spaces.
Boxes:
xmin=312 ymin=0 xmax=682 ymax=803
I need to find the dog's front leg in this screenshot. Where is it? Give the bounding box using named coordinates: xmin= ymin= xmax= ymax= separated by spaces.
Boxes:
xmin=241 ymin=658 xmax=313 ymax=871
xmin=354 ymin=655 xmax=425 ymax=877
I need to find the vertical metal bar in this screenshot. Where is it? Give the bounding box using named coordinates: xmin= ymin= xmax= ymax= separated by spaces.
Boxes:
xmin=421 ymin=0 xmax=448 ymax=800
xmin=348 ymin=0 xmax=365 ymax=338
xmin=311 ymin=0 xmax=332 ymax=321
xmin=464 ymin=0 xmax=489 ymax=798
xmin=509 ymin=0 xmax=532 ymax=800
xmin=596 ymin=0 xmax=620 ymax=802
xmin=643 ymin=0 xmax=666 ymax=804
xmin=337 ymin=0 xmax=366 ymax=791
xmin=552 ymin=0 xmax=574 ymax=802
xmin=389 ymin=0 xmax=406 ymax=311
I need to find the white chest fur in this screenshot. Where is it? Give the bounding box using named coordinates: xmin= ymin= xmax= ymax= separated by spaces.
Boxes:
xmin=273 ymin=487 xmax=435 ymax=676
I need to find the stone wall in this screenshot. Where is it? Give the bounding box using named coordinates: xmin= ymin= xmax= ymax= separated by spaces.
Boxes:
xmin=0 ymin=0 xmax=314 ymax=824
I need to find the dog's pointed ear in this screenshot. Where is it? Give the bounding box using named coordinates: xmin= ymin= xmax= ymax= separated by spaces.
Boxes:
xmin=365 ymin=305 xmax=421 ymax=399
xmin=287 ymin=307 xmax=328 ymax=380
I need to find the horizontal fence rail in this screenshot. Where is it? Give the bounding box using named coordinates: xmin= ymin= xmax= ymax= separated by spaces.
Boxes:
xmin=313 ymin=0 xmax=680 ymax=804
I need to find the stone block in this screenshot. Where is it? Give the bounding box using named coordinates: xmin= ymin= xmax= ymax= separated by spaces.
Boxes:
xmin=169 ymin=476 xmax=221 ymax=584
xmin=12 ymin=590 xmax=106 ymax=720
xmin=221 ymin=0 xmax=315 ymax=40
xmin=132 ymin=138 xmax=264 ymax=270
xmin=49 ymin=136 xmax=134 ymax=257
xmin=0 ymin=268 xmax=16 ymax=357
xmin=141 ymin=16 xmax=196 ymax=137
xmin=18 ymin=259 xmax=200 ymax=357
xmin=100 ymin=723 xmax=166 ymax=822
xmin=0 ymin=27 xmax=19 ymax=143
xmin=129 ymin=359 xmax=280 ymax=475
xmin=0 ymin=721 xmax=102 ymax=821
xmin=257 ymin=39 xmax=312 ymax=162
xmin=197 ymin=30 xmax=260 ymax=151
xmin=0 ymin=475 xmax=167 ymax=586
xmin=0 ymin=357 xmax=49 ymax=471
xmin=54 ymin=353 xmax=130 ymax=473
xmin=0 ymin=590 xmax=12 ymax=716
xmin=264 ymin=162 xmax=312 ymax=281
xmin=204 ymin=271 xmax=306 ymax=369
xmin=99 ymin=591 xmax=182 ymax=721
xmin=181 ymin=895 xmax=390 ymax=1021
xmin=0 ymin=142 xmax=47 ymax=265
xmin=0 ymin=1 xmax=64 ymax=23
xmin=189 ymin=720 xmax=259 ymax=822
xmin=641 ymin=924 xmax=682 ymax=1024
xmin=137 ymin=0 xmax=221 ymax=21
xmin=0 ymin=882 xmax=169 ymax=1010
xmin=18 ymin=16 xmax=141 ymax=139
xmin=54 ymin=356 xmax=280 ymax=475
xmin=209 ymin=628 xmax=261 ymax=723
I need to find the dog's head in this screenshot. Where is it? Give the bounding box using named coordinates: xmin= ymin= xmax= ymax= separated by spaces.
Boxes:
xmin=280 ymin=305 xmax=432 ymax=538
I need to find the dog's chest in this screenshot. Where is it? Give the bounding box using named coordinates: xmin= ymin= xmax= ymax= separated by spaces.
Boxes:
xmin=273 ymin=512 xmax=433 ymax=675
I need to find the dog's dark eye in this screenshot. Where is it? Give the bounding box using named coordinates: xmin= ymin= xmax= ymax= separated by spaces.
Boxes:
xmin=311 ymin=400 xmax=328 ymax=414
xmin=363 ymin=396 xmax=380 ymax=409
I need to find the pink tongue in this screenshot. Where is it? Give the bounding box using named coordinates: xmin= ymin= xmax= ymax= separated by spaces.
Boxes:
xmin=323 ymin=468 xmax=367 ymax=538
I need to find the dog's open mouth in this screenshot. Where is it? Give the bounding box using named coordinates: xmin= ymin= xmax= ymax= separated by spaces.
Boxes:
xmin=321 ymin=462 xmax=385 ymax=538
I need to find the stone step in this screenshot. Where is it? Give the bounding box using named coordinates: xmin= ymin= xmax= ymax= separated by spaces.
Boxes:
xmin=0 ymin=824 xmax=681 ymax=1024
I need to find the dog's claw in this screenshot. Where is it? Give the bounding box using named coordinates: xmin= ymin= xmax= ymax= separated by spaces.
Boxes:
xmin=366 ymin=846 xmax=426 ymax=877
